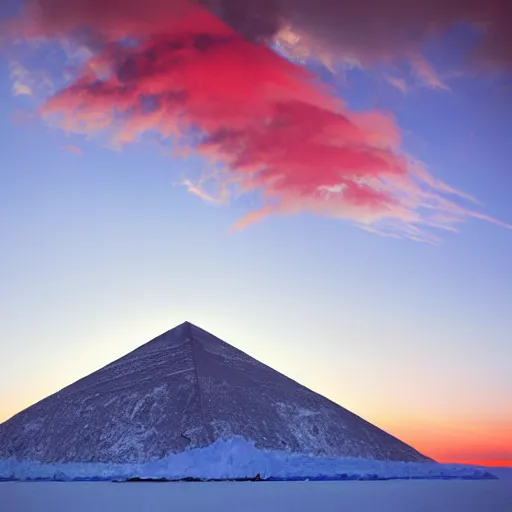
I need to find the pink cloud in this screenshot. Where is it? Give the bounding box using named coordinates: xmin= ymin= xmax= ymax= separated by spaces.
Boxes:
xmin=2 ymin=0 xmax=509 ymax=241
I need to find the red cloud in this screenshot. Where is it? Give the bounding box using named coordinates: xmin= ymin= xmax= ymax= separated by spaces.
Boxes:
xmin=5 ymin=0 xmax=510 ymax=241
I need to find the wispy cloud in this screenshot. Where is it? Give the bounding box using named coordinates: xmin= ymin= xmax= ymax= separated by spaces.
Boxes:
xmin=410 ymin=55 xmax=451 ymax=91
xmin=9 ymin=60 xmax=33 ymax=96
xmin=12 ymin=82 xmax=33 ymax=96
xmin=61 ymin=145 xmax=83 ymax=156
xmin=384 ymin=74 xmax=408 ymax=94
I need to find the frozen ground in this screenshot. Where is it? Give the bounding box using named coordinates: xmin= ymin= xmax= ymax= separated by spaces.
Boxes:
xmin=1 ymin=479 xmax=512 ymax=512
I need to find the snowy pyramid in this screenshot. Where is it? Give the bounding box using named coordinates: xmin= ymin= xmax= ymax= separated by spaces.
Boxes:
xmin=0 ymin=322 xmax=430 ymax=463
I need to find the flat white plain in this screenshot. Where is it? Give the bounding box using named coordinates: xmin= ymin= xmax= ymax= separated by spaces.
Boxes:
xmin=2 ymin=479 xmax=512 ymax=512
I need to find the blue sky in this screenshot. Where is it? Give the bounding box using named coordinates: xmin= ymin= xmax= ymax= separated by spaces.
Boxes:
xmin=0 ymin=1 xmax=511 ymax=464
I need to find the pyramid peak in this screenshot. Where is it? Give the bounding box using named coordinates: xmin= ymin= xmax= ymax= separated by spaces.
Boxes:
xmin=170 ymin=321 xmax=214 ymax=338
xmin=177 ymin=320 xmax=199 ymax=329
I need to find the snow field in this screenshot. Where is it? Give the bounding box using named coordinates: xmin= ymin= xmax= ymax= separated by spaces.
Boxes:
xmin=1 ymin=480 xmax=512 ymax=512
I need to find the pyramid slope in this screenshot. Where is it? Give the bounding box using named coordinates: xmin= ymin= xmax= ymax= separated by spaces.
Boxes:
xmin=0 ymin=322 xmax=430 ymax=463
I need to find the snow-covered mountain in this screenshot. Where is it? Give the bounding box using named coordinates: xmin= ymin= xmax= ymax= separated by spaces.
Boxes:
xmin=0 ymin=322 xmax=431 ymax=463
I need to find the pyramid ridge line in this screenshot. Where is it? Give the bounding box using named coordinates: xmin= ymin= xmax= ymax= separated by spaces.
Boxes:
xmin=188 ymin=327 xmax=213 ymax=445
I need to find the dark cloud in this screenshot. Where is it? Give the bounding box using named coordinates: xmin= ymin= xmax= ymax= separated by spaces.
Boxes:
xmin=205 ymin=0 xmax=512 ymax=68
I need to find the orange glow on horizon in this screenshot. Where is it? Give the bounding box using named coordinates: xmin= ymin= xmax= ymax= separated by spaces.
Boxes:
xmin=440 ymin=459 xmax=512 ymax=468
xmin=372 ymin=411 xmax=512 ymax=469
xmin=413 ymin=440 xmax=511 ymax=466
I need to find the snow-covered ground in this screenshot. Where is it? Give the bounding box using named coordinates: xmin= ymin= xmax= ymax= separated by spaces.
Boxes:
xmin=0 ymin=438 xmax=499 ymax=482
xmin=2 ymin=438 xmax=509 ymax=511
xmin=1 ymin=479 xmax=512 ymax=512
